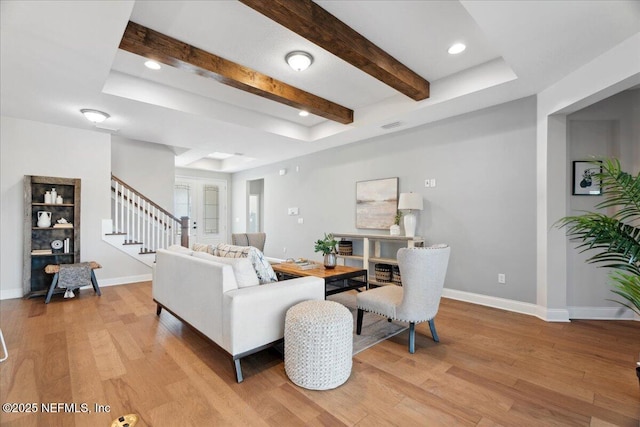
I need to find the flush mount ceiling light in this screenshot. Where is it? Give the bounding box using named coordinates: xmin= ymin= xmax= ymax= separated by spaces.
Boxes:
xmin=299 ymin=110 xmax=309 ymax=117
xmin=80 ymin=109 xmax=110 ymax=123
xmin=286 ymin=51 xmax=313 ymax=71
xmin=448 ymin=43 xmax=466 ymax=55
xmin=144 ymin=60 xmax=161 ymax=70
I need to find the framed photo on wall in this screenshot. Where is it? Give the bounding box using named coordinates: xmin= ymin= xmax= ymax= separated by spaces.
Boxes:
xmin=572 ymin=160 xmax=602 ymax=195
xmin=356 ymin=177 xmax=398 ymax=229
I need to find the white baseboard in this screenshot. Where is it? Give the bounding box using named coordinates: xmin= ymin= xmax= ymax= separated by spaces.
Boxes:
xmin=97 ymin=274 xmax=152 ymax=287
xmin=0 ymin=274 xmax=152 ymax=300
xmin=567 ymin=306 xmax=636 ymax=320
xmin=442 ymin=288 xmax=570 ymax=322
xmin=0 ymin=288 xmax=24 ymax=300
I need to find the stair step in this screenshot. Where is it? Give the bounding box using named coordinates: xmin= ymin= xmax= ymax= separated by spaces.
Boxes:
xmin=105 ymin=232 xmax=127 ymax=236
xmin=123 ymin=241 xmax=143 ymax=246
xmin=139 ymin=250 xmax=156 ymax=255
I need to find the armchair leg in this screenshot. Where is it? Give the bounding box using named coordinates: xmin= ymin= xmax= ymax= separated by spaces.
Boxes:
xmin=428 ymin=319 xmax=439 ymax=342
xmin=356 ymin=309 xmax=364 ymax=335
xmin=156 ymin=304 xmax=162 ymax=316
xmin=408 ymin=322 xmax=415 ymax=354
xmin=233 ymin=358 xmax=244 ymax=383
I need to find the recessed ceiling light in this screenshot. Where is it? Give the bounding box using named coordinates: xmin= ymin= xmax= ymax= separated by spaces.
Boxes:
xmin=144 ymin=60 xmax=161 ymax=70
xmin=286 ymin=51 xmax=313 ymax=71
xmin=299 ymin=110 xmax=309 ymax=117
xmin=448 ymin=43 xmax=466 ymax=55
xmin=80 ymin=109 xmax=110 ymax=123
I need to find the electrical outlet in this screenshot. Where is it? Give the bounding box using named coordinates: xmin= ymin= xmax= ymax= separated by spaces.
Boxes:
xmin=430 ymin=178 xmax=436 ymax=187
xmin=498 ymin=273 xmax=506 ymax=284
xmin=283 ymin=247 xmax=287 ymax=254
xmin=298 ymin=218 xmax=304 ymax=224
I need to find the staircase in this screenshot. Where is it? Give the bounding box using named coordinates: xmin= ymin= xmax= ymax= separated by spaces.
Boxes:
xmin=102 ymin=175 xmax=188 ymax=266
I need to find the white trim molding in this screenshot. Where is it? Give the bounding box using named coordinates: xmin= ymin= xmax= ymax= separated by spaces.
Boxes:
xmin=0 ymin=274 xmax=152 ymax=300
xmin=442 ymin=288 xmax=570 ymax=322
xmin=0 ymin=288 xmax=23 ymax=300
xmin=568 ymin=306 xmax=637 ymax=320
xmin=97 ymin=274 xmax=152 ymax=287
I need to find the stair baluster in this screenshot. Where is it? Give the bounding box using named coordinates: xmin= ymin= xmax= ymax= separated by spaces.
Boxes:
xmin=107 ymin=175 xmax=186 ymax=264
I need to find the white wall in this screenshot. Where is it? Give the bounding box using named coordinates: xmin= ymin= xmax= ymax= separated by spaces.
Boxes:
xmin=0 ymin=117 xmax=150 ymax=299
xmin=233 ymin=96 xmax=538 ymax=304
xmin=111 ymin=136 xmax=176 ymax=212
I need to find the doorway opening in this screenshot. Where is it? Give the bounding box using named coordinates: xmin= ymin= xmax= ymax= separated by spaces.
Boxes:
xmin=247 ymin=179 xmax=264 ymax=233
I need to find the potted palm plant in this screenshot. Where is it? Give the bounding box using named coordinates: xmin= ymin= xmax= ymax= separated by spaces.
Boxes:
xmin=556 ymin=158 xmax=639 ymax=385
xmin=314 ymin=233 xmax=338 ymax=269
xmin=557 ymin=158 xmax=639 ymax=315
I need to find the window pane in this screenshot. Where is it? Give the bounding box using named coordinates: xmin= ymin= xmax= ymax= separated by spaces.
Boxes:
xmin=174 ymin=184 xmax=191 ymax=219
xmin=203 ymin=185 xmax=219 ymax=234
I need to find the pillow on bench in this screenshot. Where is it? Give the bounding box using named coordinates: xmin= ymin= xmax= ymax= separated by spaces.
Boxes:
xmin=192 ymin=251 xmax=259 ymax=288
xmin=214 ymin=243 xmax=278 ymax=285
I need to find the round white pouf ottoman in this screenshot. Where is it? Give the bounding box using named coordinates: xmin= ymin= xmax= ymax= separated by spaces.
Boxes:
xmin=285 ymin=300 xmax=353 ymax=390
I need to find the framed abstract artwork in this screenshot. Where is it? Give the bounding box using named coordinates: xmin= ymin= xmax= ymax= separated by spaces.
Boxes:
xmin=572 ymin=160 xmax=602 ymax=195
xmin=356 ymin=177 xmax=398 ymax=229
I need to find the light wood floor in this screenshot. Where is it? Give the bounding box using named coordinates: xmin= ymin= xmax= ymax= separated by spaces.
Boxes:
xmin=0 ymin=282 xmax=638 ymax=427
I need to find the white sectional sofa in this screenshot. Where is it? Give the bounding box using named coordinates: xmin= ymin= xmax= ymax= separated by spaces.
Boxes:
xmin=152 ymin=247 xmax=325 ymax=382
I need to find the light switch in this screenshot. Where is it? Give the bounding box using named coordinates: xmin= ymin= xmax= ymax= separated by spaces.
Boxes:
xmin=288 ymin=207 xmax=299 ymax=215
xmin=430 ymin=178 xmax=436 ymax=187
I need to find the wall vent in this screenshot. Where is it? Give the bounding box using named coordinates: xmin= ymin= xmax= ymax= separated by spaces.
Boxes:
xmin=381 ymin=121 xmax=402 ymax=130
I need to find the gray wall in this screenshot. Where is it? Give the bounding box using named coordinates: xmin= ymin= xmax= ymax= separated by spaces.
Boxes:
xmin=566 ymin=89 xmax=640 ymax=308
xmin=233 ymin=96 xmax=538 ymax=304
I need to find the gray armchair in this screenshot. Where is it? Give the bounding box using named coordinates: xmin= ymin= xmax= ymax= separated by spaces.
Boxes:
xmin=356 ymin=245 xmax=450 ymax=353
xmin=231 ymin=232 xmax=266 ymax=252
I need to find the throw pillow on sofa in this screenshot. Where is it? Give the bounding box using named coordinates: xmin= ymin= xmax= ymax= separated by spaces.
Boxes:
xmin=214 ymin=243 xmax=278 ymax=284
xmin=192 ymin=251 xmax=260 ymax=288
xmin=192 ymin=242 xmax=214 ymax=254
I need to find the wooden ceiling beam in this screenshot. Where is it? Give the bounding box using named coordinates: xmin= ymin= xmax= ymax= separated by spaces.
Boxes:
xmin=118 ymin=21 xmax=354 ymax=124
xmin=239 ymin=0 xmax=430 ymax=101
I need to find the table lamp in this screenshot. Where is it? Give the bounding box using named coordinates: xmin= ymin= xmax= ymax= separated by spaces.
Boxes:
xmin=398 ymin=192 xmax=423 ymax=237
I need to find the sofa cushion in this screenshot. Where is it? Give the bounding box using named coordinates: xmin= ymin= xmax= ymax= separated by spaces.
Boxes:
xmin=167 ymin=244 xmax=193 ymax=255
xmin=192 ymin=251 xmax=259 ymax=288
xmin=192 ymin=242 xmax=214 ymax=254
xmin=214 ymin=243 xmax=278 ymax=284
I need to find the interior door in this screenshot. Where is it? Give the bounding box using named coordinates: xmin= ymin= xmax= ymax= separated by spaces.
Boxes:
xmin=174 ymin=178 xmax=227 ymax=247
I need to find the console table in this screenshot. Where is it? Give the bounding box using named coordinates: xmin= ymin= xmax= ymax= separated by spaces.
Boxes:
xmin=332 ymin=233 xmax=425 ymax=287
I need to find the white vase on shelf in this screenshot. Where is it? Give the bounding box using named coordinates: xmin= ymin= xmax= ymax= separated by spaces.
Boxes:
xmin=50 ymin=188 xmax=57 ymax=203
xmin=44 ymin=191 xmax=52 ymax=204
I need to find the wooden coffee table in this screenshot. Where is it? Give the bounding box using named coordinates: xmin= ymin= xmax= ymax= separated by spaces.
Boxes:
xmin=272 ymin=263 xmax=368 ymax=297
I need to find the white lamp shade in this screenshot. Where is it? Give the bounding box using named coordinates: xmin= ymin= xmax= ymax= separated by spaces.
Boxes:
xmin=398 ymin=192 xmax=423 ymax=211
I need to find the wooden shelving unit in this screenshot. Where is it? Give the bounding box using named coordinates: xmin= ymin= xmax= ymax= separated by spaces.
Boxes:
xmin=23 ymin=176 xmax=81 ymax=298
xmin=332 ymin=233 xmax=424 ymax=287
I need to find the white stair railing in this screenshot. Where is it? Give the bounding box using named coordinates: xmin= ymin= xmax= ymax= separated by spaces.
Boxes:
xmin=110 ymin=175 xmax=188 ymax=254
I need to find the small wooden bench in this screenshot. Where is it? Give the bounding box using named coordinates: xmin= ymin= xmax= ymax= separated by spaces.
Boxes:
xmin=44 ymin=261 xmax=102 ymax=304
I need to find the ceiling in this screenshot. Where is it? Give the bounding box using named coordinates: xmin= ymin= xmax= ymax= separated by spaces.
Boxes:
xmin=2 ymin=1 xmax=639 ymax=172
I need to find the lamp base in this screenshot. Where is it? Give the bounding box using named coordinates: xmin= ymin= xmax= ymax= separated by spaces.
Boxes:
xmin=404 ymin=212 xmax=417 ymax=237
